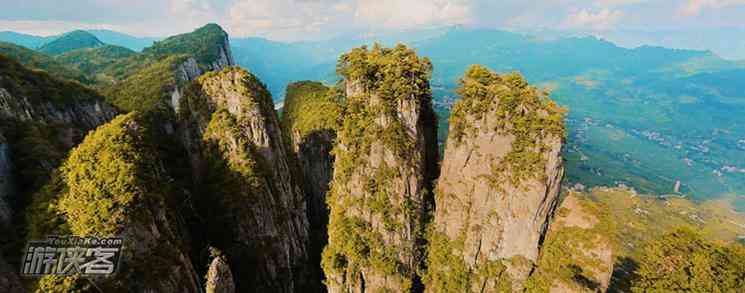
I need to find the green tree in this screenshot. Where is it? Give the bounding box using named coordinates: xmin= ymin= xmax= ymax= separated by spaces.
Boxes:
xmin=631 ymin=228 xmax=745 ymax=292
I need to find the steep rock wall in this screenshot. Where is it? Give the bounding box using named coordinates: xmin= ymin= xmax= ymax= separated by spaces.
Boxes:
xmin=525 ymin=192 xmax=615 ymax=292
xmin=179 ymin=67 xmax=311 ymax=292
xmin=0 ymin=130 xmax=11 ymax=225
xmin=426 ymin=65 xmax=566 ymax=292
xmin=322 ymin=45 xmax=438 ymax=292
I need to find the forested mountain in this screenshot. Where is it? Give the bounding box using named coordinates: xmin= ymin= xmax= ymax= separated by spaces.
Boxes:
xmin=0 ymin=24 xmax=743 ymax=293
xmin=0 ymin=31 xmax=54 ymax=49
xmin=229 ymin=27 xmax=745 ymax=204
xmin=37 ymin=30 xmax=104 ymax=55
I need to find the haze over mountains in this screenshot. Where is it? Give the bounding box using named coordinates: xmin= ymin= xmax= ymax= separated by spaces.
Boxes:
xmin=2 ymin=25 xmax=745 ymax=208
xmin=1 ymin=22 xmax=744 ymax=293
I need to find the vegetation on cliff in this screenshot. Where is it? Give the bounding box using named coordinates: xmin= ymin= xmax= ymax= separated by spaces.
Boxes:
xmin=103 ymin=54 xmax=190 ymax=112
xmin=281 ymin=81 xmax=343 ymax=138
xmin=322 ymin=44 xmax=436 ymax=291
xmin=525 ymin=193 xmax=616 ymax=292
xmin=632 ymin=228 xmax=745 ymax=292
xmin=56 ymin=113 xmax=156 ymax=236
xmin=449 ymin=64 xmax=566 ymax=186
xmin=0 ymin=42 xmax=92 ymax=84
xmin=56 ymin=45 xmax=137 ymax=79
xmin=0 ymin=54 xmax=101 ymax=106
xmin=143 ymin=23 xmax=229 ymax=68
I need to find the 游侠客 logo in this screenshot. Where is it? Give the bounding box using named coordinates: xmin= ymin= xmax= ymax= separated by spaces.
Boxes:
xmin=20 ymin=236 xmax=123 ymax=277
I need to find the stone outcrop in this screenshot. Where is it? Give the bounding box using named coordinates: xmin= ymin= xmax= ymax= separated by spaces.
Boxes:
xmin=526 ymin=192 xmax=615 ymax=292
xmin=179 ymin=67 xmax=311 ymax=292
xmin=426 ymin=65 xmax=566 ymax=292
xmin=33 ymin=113 xmax=202 ymax=293
xmin=0 ymin=88 xmax=116 ymax=129
xmin=322 ymin=44 xmax=438 ymax=292
xmin=205 ymin=249 xmax=236 ymax=293
xmin=210 ymin=34 xmax=234 ymax=72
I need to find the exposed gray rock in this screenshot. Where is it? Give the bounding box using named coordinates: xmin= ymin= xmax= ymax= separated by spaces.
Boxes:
xmin=323 ymin=45 xmax=438 ymax=292
xmin=205 ymin=251 xmax=236 ymax=293
xmin=179 ymin=67 xmax=311 ymax=292
xmin=428 ymin=67 xmax=565 ymax=292
xmin=539 ymin=193 xmax=614 ymax=293
xmin=209 ymin=35 xmax=234 ymax=71
xmin=0 ymin=88 xmax=117 ymax=130
xmin=291 ymin=129 xmax=334 ymax=243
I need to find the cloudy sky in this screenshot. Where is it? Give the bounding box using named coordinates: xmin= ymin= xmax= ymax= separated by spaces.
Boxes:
xmin=0 ymin=0 xmax=744 ymax=40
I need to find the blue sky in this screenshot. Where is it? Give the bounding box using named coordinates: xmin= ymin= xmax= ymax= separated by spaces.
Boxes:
xmin=0 ymin=0 xmax=743 ymax=41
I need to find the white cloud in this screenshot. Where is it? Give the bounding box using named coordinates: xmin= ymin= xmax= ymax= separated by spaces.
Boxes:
xmin=563 ymin=8 xmax=624 ymax=30
xmin=226 ymin=0 xmax=473 ymax=40
xmin=678 ymin=0 xmax=745 ymax=16
xmin=227 ymin=0 xmax=354 ymax=40
xmin=355 ymin=0 xmax=472 ymax=29
xmin=0 ymin=20 xmax=130 ymax=36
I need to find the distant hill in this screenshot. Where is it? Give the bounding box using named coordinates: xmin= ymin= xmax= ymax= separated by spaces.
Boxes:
xmin=229 ymin=27 xmax=745 ymax=200
xmin=0 ymin=31 xmax=54 ymax=49
xmin=143 ymin=23 xmax=231 ymax=67
xmin=0 ymin=41 xmax=92 ymax=84
xmin=56 ymin=45 xmax=137 ymax=79
xmin=87 ymin=29 xmax=160 ymax=52
xmin=38 ymin=30 xmax=104 ymax=55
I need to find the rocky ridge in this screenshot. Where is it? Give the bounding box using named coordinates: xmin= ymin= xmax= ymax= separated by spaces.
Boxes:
xmin=179 ymin=67 xmax=311 ymax=292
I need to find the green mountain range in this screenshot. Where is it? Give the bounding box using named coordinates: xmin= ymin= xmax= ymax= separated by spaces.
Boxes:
xmin=0 ymin=23 xmax=743 ymax=293
xmin=228 ymin=27 xmax=745 ymax=206
xmin=37 ymin=30 xmax=104 ymax=55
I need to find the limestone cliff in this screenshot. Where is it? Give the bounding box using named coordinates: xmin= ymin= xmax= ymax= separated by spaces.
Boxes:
xmin=0 ymin=55 xmax=118 ymax=263
xmin=281 ymin=81 xmax=344 ymax=284
xmin=178 ymin=67 xmax=311 ymax=292
xmin=525 ymin=192 xmax=615 ymax=292
xmin=29 ymin=113 xmax=201 ymax=292
xmin=426 ymin=65 xmax=566 ymax=292
xmin=322 ymin=44 xmax=439 ymax=292
xmin=0 ymin=55 xmax=117 ymax=130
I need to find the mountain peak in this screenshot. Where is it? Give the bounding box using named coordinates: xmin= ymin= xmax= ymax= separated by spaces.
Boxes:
xmin=143 ymin=23 xmax=233 ymax=70
xmin=38 ymin=30 xmax=104 ymax=55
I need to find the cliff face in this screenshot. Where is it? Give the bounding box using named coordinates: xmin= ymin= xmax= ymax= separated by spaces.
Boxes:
xmin=0 ymin=88 xmax=116 ymax=129
xmin=179 ymin=67 xmax=311 ymax=292
xmin=0 ymin=55 xmax=117 ymax=250
xmin=0 ymin=130 xmax=11 ymax=225
xmin=210 ymin=34 xmax=234 ymax=71
xmin=0 ymin=55 xmax=117 ymax=130
xmin=205 ymin=249 xmax=236 ymax=293
xmin=426 ymin=65 xmax=566 ymax=292
xmin=526 ymin=192 xmax=615 ymax=292
xmin=322 ymin=44 xmax=438 ymax=292
xmin=281 ymin=81 xmax=344 ymax=283
xmin=28 ymin=113 xmax=201 ymax=292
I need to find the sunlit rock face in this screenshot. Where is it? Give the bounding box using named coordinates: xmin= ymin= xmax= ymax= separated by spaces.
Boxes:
xmin=426 ymin=65 xmax=566 ymax=292
xmin=178 ymin=67 xmax=312 ymax=292
xmin=322 ymin=45 xmax=439 ymax=293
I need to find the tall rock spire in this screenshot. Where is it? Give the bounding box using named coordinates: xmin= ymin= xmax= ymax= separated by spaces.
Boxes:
xmin=322 ymin=44 xmax=438 ymax=292
xmin=426 ymin=65 xmax=566 ymax=292
xmin=179 ymin=67 xmax=312 ymax=292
